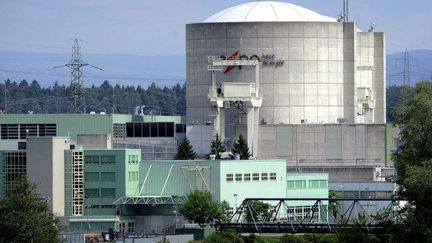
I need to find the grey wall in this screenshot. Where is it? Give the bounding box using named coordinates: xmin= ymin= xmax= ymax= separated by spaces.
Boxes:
xmin=259 ymin=124 xmax=385 ymax=167
xmin=27 ymin=137 xmax=70 ymax=216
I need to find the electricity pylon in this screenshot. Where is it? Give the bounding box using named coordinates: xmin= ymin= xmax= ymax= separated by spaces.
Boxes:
xmin=55 ymin=39 xmax=102 ymax=113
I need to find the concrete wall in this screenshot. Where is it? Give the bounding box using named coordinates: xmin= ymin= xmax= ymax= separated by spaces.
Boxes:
xmin=77 ymin=134 xmax=112 ymax=149
xmin=259 ymin=124 xmax=385 ymax=167
xmin=27 ymin=137 xmax=70 ymax=216
xmin=186 ymin=22 xmax=385 ymax=126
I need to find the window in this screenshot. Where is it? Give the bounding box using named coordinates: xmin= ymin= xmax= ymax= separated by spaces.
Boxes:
xmin=226 ymin=174 xmax=233 ymax=182
xmin=287 ymin=181 xmax=295 ymax=189
xmin=270 ymin=173 xmax=277 ymax=181
xmin=101 ymin=155 xmax=115 ymax=164
xmin=261 ymin=173 xmax=268 ymax=181
xmin=101 ymin=172 xmax=115 ymax=181
xmin=252 ymin=173 xmax=259 ymax=181
xmin=85 ymin=189 xmax=99 ymax=198
xmin=126 ymin=122 xmax=175 ymax=137
xmin=244 ymin=173 xmax=251 ymax=181
xmin=85 ymin=172 xmax=99 ymax=182
xmin=85 ymin=155 xmax=99 ymax=164
xmin=309 ymin=180 xmax=320 ymax=189
xmin=128 ymin=171 xmax=139 ymax=181
xmin=344 ymin=191 xmax=359 ymax=198
xmin=176 ymin=124 xmax=186 ymax=134
xmin=101 ymin=188 xmax=116 ymax=198
xmin=294 ymin=180 xmax=306 ymax=189
xmin=235 ymin=174 xmax=242 ymax=181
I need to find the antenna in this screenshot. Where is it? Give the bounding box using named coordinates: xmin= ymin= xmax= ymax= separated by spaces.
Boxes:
xmin=54 ymin=39 xmax=103 ymax=113
xmin=341 ymin=0 xmax=349 ymax=22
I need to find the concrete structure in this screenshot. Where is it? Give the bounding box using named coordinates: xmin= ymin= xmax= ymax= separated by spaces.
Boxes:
xmin=0 ymin=113 xmax=185 ymax=159
xmin=27 ymin=137 xmax=70 ymax=216
xmin=186 ymin=1 xmax=387 ymax=181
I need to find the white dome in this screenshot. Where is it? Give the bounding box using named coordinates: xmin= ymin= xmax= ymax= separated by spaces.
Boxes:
xmin=204 ymin=1 xmax=336 ymax=23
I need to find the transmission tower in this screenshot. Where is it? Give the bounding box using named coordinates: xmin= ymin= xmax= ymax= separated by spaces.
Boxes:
xmin=403 ymin=49 xmax=410 ymax=86
xmin=55 ymin=39 xmax=102 ymax=113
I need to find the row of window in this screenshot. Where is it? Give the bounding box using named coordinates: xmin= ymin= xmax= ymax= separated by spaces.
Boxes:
xmin=88 ymin=205 xmax=116 ymax=209
xmin=84 ymin=172 xmax=115 ymax=182
xmin=287 ymin=180 xmax=327 ymax=190
xmin=1 ymin=123 xmax=56 ymax=139
xmin=85 ymin=188 xmax=116 ymax=198
xmin=126 ymin=122 xmax=175 ymax=138
xmin=128 ymin=155 xmax=139 ymax=164
xmin=226 ymin=173 xmax=277 ymax=182
xmin=128 ymin=171 xmax=139 ymax=181
xmin=338 ymin=190 xmax=393 ymax=199
xmin=84 ymin=155 xmax=116 ymax=164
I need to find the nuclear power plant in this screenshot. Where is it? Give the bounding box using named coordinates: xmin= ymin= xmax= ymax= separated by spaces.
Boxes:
xmin=186 ymin=1 xmax=388 ymax=181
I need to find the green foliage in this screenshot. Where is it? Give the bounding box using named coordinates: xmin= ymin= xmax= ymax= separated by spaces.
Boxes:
xmin=230 ymin=134 xmax=251 ymax=160
xmin=179 ymin=190 xmax=223 ymax=227
xmin=392 ymin=81 xmax=432 ymax=242
xmin=174 ymin=137 xmax=196 ymax=160
xmin=0 ymin=79 xmax=186 ymax=115
xmin=328 ymin=190 xmax=340 ymax=219
xmin=244 ymin=200 xmax=273 ymax=222
xmin=219 ymin=200 xmax=231 ymax=222
xmin=209 ymin=134 xmax=226 ymax=159
xmin=386 ymin=85 xmax=413 ymax=121
xmin=0 ymin=177 xmax=60 ymax=243
xmin=203 ymin=230 xmax=244 ymax=243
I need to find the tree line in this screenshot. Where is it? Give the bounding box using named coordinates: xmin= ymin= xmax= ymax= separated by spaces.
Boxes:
xmin=0 ymin=78 xmax=421 ymax=122
xmin=0 ymin=79 xmax=186 ymax=115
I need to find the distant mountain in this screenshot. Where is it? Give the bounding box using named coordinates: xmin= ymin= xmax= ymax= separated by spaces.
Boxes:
xmin=0 ymin=50 xmax=185 ymax=87
xmin=0 ymin=49 xmax=431 ymax=88
xmin=387 ymin=49 xmax=432 ymax=87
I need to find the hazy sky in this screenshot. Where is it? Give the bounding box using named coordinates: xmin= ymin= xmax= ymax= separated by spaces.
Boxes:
xmin=0 ymin=0 xmax=431 ymax=55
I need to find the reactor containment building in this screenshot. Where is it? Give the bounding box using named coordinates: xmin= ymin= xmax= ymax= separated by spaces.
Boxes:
xmin=186 ymin=1 xmax=386 ymax=181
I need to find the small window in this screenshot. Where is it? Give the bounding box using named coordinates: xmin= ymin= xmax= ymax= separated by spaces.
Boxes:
xmin=226 ymin=174 xmax=233 ymax=182
xmin=85 ymin=189 xmax=99 ymax=198
xmin=101 ymin=188 xmax=116 ymax=198
xmin=287 ymin=181 xmax=295 ymax=189
xmin=85 ymin=172 xmax=99 ymax=182
xmin=101 ymin=155 xmax=115 ymax=164
xmin=101 ymin=172 xmax=115 ymax=181
xmin=270 ymin=173 xmax=276 ymax=181
xmin=235 ymin=174 xmax=242 ymax=181
xmin=252 ymin=173 xmax=259 ymax=181
xmin=294 ymin=180 xmax=306 ymax=189
xmin=244 ymin=173 xmax=251 ymax=181
xmin=261 ymin=173 xmax=268 ymax=181
xmin=309 ymin=180 xmax=320 ymax=189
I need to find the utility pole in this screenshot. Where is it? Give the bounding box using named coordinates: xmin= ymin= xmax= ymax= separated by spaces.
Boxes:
xmin=55 ymin=39 xmax=102 ymax=113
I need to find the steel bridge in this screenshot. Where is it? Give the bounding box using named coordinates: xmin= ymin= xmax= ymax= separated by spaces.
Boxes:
xmin=215 ymin=198 xmax=404 ymax=234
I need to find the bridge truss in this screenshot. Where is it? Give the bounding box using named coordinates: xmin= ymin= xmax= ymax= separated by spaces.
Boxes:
xmin=216 ymin=198 xmax=404 ymax=234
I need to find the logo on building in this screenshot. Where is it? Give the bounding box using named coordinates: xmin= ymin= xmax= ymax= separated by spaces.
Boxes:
xmin=221 ymin=50 xmax=285 ymax=74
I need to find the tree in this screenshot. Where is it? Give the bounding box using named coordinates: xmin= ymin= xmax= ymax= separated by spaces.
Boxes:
xmin=219 ymin=200 xmax=231 ymax=222
xmin=229 ymin=134 xmax=251 ymax=160
xmin=179 ymin=190 xmax=224 ymax=227
xmin=393 ymin=81 xmax=432 ymax=242
xmin=244 ymin=200 xmax=273 ymax=222
xmin=0 ymin=177 xmax=60 ymax=243
xmin=209 ymin=134 xmax=226 ymax=159
xmin=174 ymin=137 xmax=196 ymax=160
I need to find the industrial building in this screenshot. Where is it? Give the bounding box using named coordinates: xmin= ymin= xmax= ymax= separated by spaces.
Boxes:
xmin=0 ymin=113 xmax=185 ymax=160
xmin=185 ymin=1 xmax=388 ymax=181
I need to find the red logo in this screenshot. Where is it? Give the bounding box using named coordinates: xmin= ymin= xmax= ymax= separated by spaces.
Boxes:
xmin=223 ymin=50 xmax=240 ymax=74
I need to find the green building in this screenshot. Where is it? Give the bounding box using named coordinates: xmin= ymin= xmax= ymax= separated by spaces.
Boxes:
xmin=64 ymin=148 xmax=141 ymax=232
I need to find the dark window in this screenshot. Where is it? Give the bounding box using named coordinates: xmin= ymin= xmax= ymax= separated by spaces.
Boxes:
xmin=143 ymin=123 xmax=150 ymax=137
xmin=158 ymin=123 xmax=166 ymax=137
xmin=166 ymin=123 xmax=174 ymax=137
xmin=150 ymin=123 xmax=158 ymax=137
xmin=176 ymin=124 xmax=186 ymax=133
xmin=1 ymin=124 xmax=8 ymax=139
xmin=18 ymin=142 xmax=26 ymax=150
xmin=38 ymin=124 xmax=46 ymax=136
xmin=133 ymin=123 xmax=142 ymax=137
xmin=126 ymin=123 xmax=134 ymax=137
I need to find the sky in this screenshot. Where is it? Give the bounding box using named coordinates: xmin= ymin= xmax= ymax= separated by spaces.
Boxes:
xmin=0 ymin=0 xmax=431 ymax=56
